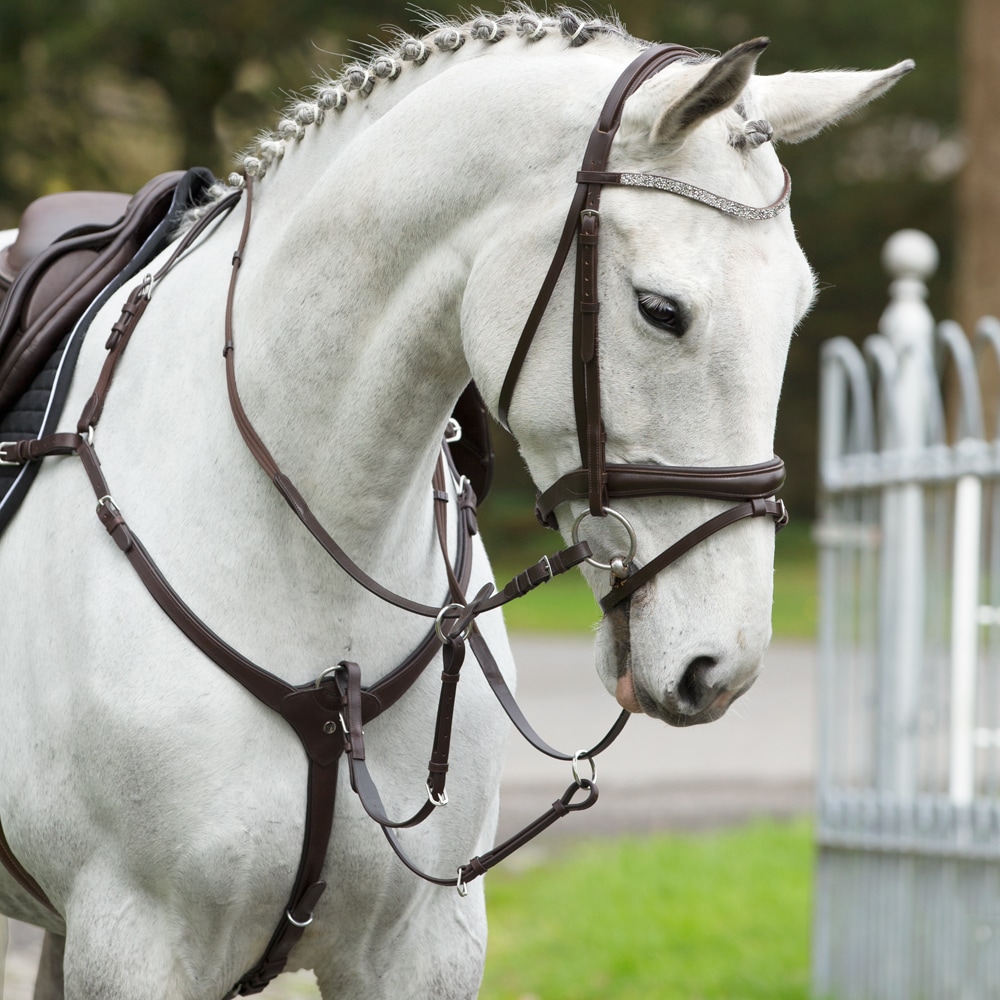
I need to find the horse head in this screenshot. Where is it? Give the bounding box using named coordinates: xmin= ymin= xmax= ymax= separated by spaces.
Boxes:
xmin=463 ymin=35 xmax=912 ymax=726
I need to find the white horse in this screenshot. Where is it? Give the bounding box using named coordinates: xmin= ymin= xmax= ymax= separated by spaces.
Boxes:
xmin=1 ymin=9 xmax=909 ymax=999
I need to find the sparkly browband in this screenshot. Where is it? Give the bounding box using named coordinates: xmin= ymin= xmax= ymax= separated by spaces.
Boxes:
xmin=576 ymin=166 xmax=792 ymax=220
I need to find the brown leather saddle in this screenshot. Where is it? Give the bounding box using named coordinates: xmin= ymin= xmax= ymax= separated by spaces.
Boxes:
xmin=0 ymin=168 xmax=493 ymax=538
xmin=0 ymin=168 xmax=224 ymax=535
xmin=0 ymin=170 xmax=201 ymax=413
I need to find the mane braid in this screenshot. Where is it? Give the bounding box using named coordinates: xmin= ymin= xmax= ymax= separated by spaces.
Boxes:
xmin=221 ymin=4 xmax=640 ymax=190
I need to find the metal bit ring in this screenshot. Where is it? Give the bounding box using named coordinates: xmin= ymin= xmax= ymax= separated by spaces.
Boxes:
xmin=571 ymin=506 xmax=637 ymax=573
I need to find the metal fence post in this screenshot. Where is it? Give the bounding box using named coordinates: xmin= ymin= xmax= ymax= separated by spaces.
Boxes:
xmin=877 ymin=230 xmax=938 ymax=798
xmin=814 ymin=229 xmax=1000 ymax=1000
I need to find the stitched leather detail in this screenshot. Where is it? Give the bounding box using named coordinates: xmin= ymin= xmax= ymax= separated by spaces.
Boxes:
xmin=535 ymin=456 xmax=786 ymax=528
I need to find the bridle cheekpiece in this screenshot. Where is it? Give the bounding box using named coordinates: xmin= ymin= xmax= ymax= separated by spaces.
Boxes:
xmin=496 ymin=43 xmax=789 ymax=609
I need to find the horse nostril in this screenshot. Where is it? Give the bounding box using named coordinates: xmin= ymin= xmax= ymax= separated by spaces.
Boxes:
xmin=677 ymin=655 xmax=718 ymax=710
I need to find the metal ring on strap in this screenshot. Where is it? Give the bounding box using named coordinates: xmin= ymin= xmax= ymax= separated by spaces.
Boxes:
xmin=571 ymin=506 xmax=637 ymax=575
xmin=285 ymin=908 xmax=314 ymax=928
xmin=434 ymin=602 xmax=474 ymax=645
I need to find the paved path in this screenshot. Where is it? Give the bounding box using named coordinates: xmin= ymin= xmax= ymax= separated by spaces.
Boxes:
xmin=2 ymin=636 xmax=815 ymax=999
xmin=498 ymin=634 xmax=815 ymax=838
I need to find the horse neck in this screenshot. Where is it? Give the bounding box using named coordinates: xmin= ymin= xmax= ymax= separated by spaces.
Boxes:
xmin=227 ymin=213 xmax=461 ymax=573
xmin=229 ymin=44 xmax=616 ymax=548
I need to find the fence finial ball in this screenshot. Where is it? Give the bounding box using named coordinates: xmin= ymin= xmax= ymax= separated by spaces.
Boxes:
xmin=881 ymin=229 xmax=939 ymax=282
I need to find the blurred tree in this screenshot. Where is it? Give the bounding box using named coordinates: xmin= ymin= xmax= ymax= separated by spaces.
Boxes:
xmin=0 ymin=0 xmax=465 ymax=216
xmin=955 ymin=0 xmax=1000 ymax=332
xmin=0 ymin=0 xmax=959 ymax=521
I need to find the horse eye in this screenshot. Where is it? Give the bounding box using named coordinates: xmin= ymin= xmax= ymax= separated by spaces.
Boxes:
xmin=637 ymin=291 xmax=685 ymax=335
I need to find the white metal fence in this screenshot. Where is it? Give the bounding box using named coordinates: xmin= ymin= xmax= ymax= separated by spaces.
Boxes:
xmin=814 ymin=230 xmax=1000 ymax=1000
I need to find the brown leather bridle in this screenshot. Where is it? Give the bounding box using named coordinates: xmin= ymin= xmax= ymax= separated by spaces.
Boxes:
xmin=498 ymin=42 xmax=788 ymax=612
xmin=0 ymin=41 xmax=791 ymax=998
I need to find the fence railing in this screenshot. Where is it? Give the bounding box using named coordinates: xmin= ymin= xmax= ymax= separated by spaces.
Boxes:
xmin=814 ymin=230 xmax=1000 ymax=1000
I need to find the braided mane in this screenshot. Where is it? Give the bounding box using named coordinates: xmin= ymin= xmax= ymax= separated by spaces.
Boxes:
xmin=232 ymin=6 xmax=640 ymax=186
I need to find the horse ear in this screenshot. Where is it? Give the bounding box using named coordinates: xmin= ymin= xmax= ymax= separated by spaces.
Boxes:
xmin=642 ymin=38 xmax=771 ymax=146
xmin=748 ymin=61 xmax=915 ymax=143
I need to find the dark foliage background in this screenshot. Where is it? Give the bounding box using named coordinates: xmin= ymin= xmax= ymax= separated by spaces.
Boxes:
xmin=0 ymin=0 xmax=958 ymax=521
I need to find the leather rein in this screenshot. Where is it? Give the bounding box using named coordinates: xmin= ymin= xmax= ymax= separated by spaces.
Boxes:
xmin=2 ymin=184 xmax=620 ymax=995
xmin=1 ymin=41 xmax=790 ymax=998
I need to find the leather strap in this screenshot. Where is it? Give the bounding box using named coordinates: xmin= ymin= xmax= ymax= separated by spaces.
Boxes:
xmin=496 ymin=41 xmax=791 ymax=604
xmin=601 ymin=497 xmax=788 ymax=611
xmin=337 ymin=627 xmax=629 ymax=893
xmin=535 ymin=456 xmax=786 ymax=529
xmin=497 ymin=42 xmax=698 ymax=437
xmin=0 ymin=178 xmax=608 ymax=991
xmin=75 ymin=191 xmax=242 ymax=435
xmin=220 ymin=177 xmax=592 ymax=624
xmin=73 ymin=433 xmax=472 ymax=996
xmin=0 ymin=39 xmax=790 ymax=990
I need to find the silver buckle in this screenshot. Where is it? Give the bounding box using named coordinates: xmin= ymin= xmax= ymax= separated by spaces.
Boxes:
xmin=538 ymin=554 xmax=553 ymax=582
xmin=0 ymin=442 xmax=20 ymax=466
xmin=427 ymin=782 xmax=449 ymax=807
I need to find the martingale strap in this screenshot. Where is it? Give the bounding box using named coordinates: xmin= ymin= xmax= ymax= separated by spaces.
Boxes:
xmin=0 ymin=174 xmax=627 ymax=995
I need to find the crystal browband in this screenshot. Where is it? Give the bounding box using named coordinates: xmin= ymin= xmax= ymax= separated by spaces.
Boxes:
xmin=576 ymin=166 xmax=791 ymax=220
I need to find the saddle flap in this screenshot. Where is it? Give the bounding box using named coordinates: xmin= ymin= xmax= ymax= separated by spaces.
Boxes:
xmin=0 ymin=171 xmax=191 ymax=414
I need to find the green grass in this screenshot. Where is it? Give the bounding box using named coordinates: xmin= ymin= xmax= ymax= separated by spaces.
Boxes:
xmin=481 ymin=819 xmax=814 ymax=1000
xmin=479 ymin=500 xmax=817 ymax=639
